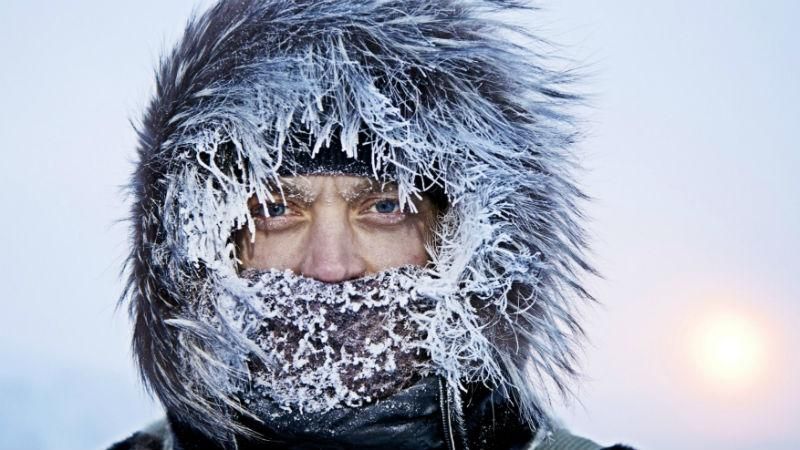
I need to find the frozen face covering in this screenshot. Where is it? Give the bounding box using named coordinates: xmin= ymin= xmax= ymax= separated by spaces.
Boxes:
xmin=183 ymin=266 xmax=434 ymax=418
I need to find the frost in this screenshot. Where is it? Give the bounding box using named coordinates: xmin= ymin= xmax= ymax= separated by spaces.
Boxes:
xmin=133 ymin=0 xmax=593 ymax=440
xmin=195 ymin=267 xmax=434 ymax=413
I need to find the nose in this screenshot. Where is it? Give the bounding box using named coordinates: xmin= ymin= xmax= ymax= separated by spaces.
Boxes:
xmin=298 ymin=209 xmax=366 ymax=283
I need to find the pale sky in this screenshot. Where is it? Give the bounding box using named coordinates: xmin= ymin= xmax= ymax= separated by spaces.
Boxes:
xmin=0 ymin=1 xmax=797 ymax=449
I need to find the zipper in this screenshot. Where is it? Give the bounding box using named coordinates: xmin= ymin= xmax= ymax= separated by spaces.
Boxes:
xmin=438 ymin=377 xmax=458 ymax=450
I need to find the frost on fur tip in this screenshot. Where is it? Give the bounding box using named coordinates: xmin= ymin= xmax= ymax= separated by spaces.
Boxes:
xmin=125 ymin=0 xmax=594 ymax=442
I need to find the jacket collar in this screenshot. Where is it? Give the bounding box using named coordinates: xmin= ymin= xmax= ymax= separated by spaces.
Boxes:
xmin=168 ymin=376 xmax=533 ymax=450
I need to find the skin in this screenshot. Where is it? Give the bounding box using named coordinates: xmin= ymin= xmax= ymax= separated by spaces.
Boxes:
xmin=236 ymin=175 xmax=439 ymax=282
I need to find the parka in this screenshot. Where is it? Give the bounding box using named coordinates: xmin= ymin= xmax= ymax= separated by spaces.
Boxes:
xmin=110 ymin=1 xmax=635 ymax=449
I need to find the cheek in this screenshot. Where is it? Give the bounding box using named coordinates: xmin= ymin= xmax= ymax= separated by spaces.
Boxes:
xmin=238 ymin=229 xmax=305 ymax=271
xmin=357 ymin=222 xmax=430 ymax=271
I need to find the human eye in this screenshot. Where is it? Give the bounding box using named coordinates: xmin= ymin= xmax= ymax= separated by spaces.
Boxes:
xmin=361 ymin=196 xmax=410 ymax=226
xmin=265 ymin=202 xmax=288 ymax=217
xmin=251 ymin=202 xmax=290 ymax=217
xmin=370 ymin=198 xmax=400 ymax=214
xmin=250 ymin=201 xmax=298 ymax=231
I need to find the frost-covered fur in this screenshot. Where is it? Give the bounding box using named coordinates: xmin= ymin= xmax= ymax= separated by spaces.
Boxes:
xmin=125 ymin=0 xmax=593 ymax=443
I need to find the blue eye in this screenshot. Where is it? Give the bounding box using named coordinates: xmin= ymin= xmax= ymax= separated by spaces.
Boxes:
xmin=374 ymin=199 xmax=399 ymax=213
xmin=265 ymin=203 xmax=286 ymax=217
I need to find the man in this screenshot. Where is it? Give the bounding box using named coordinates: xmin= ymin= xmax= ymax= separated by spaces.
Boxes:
xmin=111 ymin=0 xmax=634 ymax=449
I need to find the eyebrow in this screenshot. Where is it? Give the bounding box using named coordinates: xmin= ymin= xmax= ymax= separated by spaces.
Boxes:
xmin=270 ymin=181 xmax=315 ymax=205
xmin=340 ymin=179 xmax=398 ymax=204
xmin=264 ymin=178 xmax=398 ymax=206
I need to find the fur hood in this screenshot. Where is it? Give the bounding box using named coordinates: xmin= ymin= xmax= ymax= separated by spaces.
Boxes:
xmin=124 ymin=0 xmax=594 ymax=443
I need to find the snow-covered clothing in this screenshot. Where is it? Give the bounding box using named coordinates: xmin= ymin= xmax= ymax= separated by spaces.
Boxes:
xmin=111 ymin=0 xmax=635 ymax=448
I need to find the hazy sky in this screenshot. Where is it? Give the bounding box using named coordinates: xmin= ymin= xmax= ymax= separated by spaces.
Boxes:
xmin=0 ymin=1 xmax=797 ymax=449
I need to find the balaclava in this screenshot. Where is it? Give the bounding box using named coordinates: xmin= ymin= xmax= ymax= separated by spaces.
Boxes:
xmin=125 ymin=0 xmax=593 ymax=448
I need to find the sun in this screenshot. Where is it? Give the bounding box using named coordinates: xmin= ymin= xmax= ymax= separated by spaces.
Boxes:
xmin=691 ymin=312 xmax=768 ymax=389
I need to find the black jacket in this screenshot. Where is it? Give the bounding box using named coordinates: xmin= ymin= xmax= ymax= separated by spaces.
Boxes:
xmin=109 ymin=378 xmax=634 ymax=449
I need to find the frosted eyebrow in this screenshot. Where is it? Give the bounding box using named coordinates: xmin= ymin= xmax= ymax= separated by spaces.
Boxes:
xmin=265 ymin=177 xmax=398 ymax=205
xmin=340 ymin=179 xmax=398 ymax=204
xmin=269 ymin=180 xmax=315 ymax=205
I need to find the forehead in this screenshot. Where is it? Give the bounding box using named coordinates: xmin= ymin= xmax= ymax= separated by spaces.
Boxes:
xmin=270 ymin=175 xmax=397 ymax=202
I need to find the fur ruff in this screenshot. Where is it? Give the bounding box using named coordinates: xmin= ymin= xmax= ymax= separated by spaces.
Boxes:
xmin=124 ymin=0 xmax=594 ymax=443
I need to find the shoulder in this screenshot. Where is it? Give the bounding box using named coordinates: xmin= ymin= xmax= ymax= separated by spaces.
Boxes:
xmin=106 ymin=419 xmax=171 ymax=450
xmin=528 ymin=428 xmax=637 ymax=450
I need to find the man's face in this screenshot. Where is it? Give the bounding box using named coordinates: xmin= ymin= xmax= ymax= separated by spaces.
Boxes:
xmin=236 ymin=175 xmax=439 ymax=280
